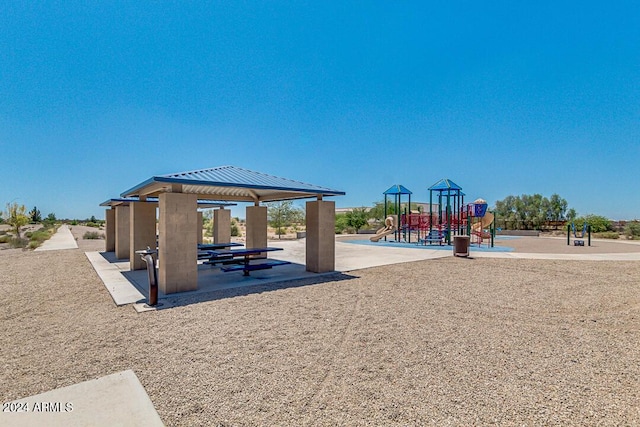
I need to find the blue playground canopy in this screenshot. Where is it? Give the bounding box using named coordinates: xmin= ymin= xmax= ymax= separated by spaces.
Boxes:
xmin=383 ymin=184 xmax=413 ymax=195
xmin=428 ymin=178 xmax=463 ymax=191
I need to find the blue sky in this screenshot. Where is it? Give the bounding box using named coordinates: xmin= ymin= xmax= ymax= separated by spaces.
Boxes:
xmin=1 ymin=1 xmax=638 ymax=220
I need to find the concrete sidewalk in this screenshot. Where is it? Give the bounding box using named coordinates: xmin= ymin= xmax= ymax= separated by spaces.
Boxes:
xmin=1 ymin=370 xmax=164 ymax=427
xmin=35 ymin=224 xmax=78 ymax=251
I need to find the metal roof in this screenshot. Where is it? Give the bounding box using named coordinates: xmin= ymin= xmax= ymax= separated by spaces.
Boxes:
xmin=383 ymin=184 xmax=413 ymax=195
xmin=120 ymin=165 xmax=345 ymax=203
xmin=100 ymin=197 xmax=236 ymax=208
xmin=428 ymin=178 xmax=463 ymax=192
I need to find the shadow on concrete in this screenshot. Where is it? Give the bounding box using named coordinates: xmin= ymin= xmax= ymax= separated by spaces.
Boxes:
xmin=89 ymin=251 xmax=359 ymax=311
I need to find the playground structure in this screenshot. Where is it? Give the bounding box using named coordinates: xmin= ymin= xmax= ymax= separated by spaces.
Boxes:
xmin=370 ymin=216 xmax=397 ymax=242
xmin=567 ymin=222 xmax=591 ymax=246
xmin=371 ymin=180 xmax=495 ymax=248
xmin=467 ymin=199 xmax=495 ymax=247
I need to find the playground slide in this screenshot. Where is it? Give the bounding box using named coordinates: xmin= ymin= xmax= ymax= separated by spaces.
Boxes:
xmin=370 ymin=226 xmax=396 ymax=242
xmin=471 ymin=212 xmax=494 ymax=232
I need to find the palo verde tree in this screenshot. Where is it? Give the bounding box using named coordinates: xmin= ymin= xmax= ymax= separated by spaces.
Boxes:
xmin=265 ymin=200 xmax=304 ymax=239
xmin=5 ymin=202 xmax=30 ymax=238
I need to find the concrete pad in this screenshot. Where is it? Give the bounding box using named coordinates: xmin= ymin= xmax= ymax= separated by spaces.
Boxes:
xmin=1 ymin=370 xmax=164 ymax=427
xmin=85 ymin=252 xmax=145 ymax=305
xmin=34 ymin=224 xmax=78 ymax=251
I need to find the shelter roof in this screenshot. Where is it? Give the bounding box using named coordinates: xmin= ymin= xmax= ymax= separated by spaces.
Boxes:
xmin=100 ymin=197 xmax=236 ymax=208
xmin=428 ymin=178 xmax=463 ymax=192
xmin=120 ymin=165 xmax=345 ymax=203
xmin=383 ymin=184 xmax=412 ymax=195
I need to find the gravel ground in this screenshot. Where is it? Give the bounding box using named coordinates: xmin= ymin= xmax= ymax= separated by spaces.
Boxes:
xmin=1 ymin=249 xmax=640 ymax=426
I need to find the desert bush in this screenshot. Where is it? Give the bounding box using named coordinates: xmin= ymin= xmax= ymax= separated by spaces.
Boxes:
xmin=29 ymin=229 xmax=53 ymax=243
xmin=0 ymin=234 xmax=10 ymax=243
xmin=595 ymin=232 xmax=619 ymax=239
xmin=574 ymin=215 xmax=612 ymax=233
xmin=335 ymin=213 xmax=350 ymax=234
xmin=28 ymin=240 xmax=40 ymax=249
xmin=83 ymin=231 xmax=104 ymax=240
xmin=85 ymin=222 xmax=100 ymax=228
xmin=624 ymin=221 xmax=640 ymax=239
xmin=230 ymin=219 xmax=241 ymax=237
xmin=9 ymin=237 xmax=28 ymax=248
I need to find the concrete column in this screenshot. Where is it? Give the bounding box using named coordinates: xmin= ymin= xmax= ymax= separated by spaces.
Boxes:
xmin=245 ymin=205 xmax=267 ymax=250
xmin=158 ymin=192 xmax=198 ymax=294
xmin=105 ymin=208 xmax=116 ymax=252
xmin=213 ymin=208 xmax=231 ymax=243
xmin=129 ymin=202 xmax=157 ymax=270
xmin=115 ymin=205 xmax=130 ymax=260
xmin=197 ymin=211 xmax=203 ymax=245
xmin=306 ymin=200 xmax=335 ymax=273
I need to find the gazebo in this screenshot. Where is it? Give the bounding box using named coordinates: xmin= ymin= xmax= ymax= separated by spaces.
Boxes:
xmin=100 ymin=197 xmax=236 ymax=270
xmin=107 ymin=166 xmax=345 ymax=294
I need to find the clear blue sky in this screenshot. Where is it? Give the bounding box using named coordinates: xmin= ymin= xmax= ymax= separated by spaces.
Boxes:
xmin=2 ymin=1 xmax=639 ymax=220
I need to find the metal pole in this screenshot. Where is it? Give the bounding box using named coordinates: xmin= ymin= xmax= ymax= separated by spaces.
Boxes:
xmin=588 ymin=225 xmax=591 ymax=246
xmin=567 ymin=224 xmax=570 ymax=245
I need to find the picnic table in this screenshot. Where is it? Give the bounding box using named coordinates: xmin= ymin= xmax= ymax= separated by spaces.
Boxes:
xmin=197 ymin=242 xmax=244 ymax=262
xmin=206 ymin=247 xmax=290 ymax=276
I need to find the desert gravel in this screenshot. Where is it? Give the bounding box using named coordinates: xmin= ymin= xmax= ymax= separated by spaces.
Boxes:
xmin=1 ymin=249 xmax=639 ymax=426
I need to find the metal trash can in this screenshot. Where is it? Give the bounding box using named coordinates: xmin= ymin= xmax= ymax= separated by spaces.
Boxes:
xmin=453 ymin=236 xmax=470 ymax=257
xmin=135 ymin=247 xmax=159 ymax=307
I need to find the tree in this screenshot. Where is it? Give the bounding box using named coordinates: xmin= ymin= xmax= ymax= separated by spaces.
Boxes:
xmin=494 ymin=193 xmax=571 ymax=230
xmin=5 ymin=202 xmax=30 ymax=238
xmin=266 ymin=200 xmax=304 ymax=239
xmin=29 ymin=206 xmax=42 ymax=223
xmin=345 ymin=207 xmax=369 ymax=233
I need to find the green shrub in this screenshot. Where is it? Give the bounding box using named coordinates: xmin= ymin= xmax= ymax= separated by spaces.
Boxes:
xmin=85 ymin=222 xmax=100 ymax=228
xmin=624 ymin=221 xmax=640 ymax=239
xmin=83 ymin=231 xmax=104 ymax=240
xmin=595 ymin=232 xmax=619 ymax=239
xmin=29 ymin=229 xmax=52 ymax=243
xmin=230 ymin=220 xmax=240 ymax=237
xmin=574 ymin=215 xmax=612 ymax=233
xmin=335 ymin=213 xmax=349 ymax=234
xmin=0 ymin=234 xmax=10 ymax=243
xmin=28 ymin=240 xmax=40 ymax=249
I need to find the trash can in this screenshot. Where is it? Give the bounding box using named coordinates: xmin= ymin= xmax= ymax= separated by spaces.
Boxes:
xmin=453 ymin=236 xmax=470 ymax=257
xmin=135 ymin=247 xmax=159 ymax=307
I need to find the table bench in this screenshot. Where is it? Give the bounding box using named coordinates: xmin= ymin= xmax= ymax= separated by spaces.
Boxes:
xmin=197 ymin=242 xmax=244 ymax=264
xmin=206 ymin=247 xmax=289 ymax=276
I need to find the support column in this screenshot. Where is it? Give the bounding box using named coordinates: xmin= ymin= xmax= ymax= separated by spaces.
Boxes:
xmin=213 ymin=208 xmax=231 ymax=243
xmin=306 ymin=200 xmax=335 ymax=273
xmin=158 ymin=193 xmax=198 ymax=294
xmin=115 ymin=205 xmax=130 ymax=260
xmin=197 ymin=211 xmax=203 ymax=245
xmin=105 ymin=208 xmax=116 ymax=252
xmin=129 ymin=202 xmax=157 ymax=270
xmin=246 ymin=205 xmax=267 ymax=258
